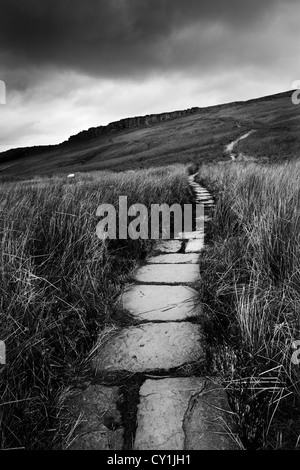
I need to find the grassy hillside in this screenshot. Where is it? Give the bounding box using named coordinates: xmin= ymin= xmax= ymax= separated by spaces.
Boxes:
xmin=0 ymin=90 xmax=298 ymax=180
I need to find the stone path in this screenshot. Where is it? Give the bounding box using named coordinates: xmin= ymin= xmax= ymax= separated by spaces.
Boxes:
xmin=122 ymin=285 xmax=200 ymax=322
xmin=135 ymin=378 xmax=236 ymax=450
xmin=93 ymin=322 xmax=205 ymax=373
xmin=69 ymin=174 xmax=238 ymax=450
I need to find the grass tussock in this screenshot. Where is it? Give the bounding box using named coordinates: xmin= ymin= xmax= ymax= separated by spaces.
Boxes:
xmin=196 ymin=160 xmax=300 ymax=449
xmin=0 ymin=164 xmax=191 ymax=450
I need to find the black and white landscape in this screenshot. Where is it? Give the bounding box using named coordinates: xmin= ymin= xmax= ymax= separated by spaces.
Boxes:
xmin=0 ymin=0 xmax=300 ymax=453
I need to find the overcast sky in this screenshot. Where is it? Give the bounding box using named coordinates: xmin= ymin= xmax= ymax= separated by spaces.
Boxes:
xmin=0 ymin=0 xmax=299 ymax=152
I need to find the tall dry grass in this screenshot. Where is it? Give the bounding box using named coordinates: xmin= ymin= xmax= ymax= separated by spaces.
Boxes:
xmin=196 ymin=160 xmax=300 ymax=449
xmin=0 ymin=165 xmax=191 ymax=449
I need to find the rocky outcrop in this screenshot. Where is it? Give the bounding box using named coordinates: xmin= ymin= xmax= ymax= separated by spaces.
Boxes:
xmin=68 ymin=107 xmax=200 ymax=143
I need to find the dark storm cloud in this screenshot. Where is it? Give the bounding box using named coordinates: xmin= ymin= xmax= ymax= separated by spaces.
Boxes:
xmin=1 ymin=0 xmax=299 ymax=153
xmin=0 ymin=0 xmax=296 ymax=84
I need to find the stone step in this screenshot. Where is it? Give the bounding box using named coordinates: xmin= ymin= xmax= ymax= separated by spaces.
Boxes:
xmin=68 ymin=385 xmax=124 ymax=450
xmin=197 ymin=197 xmax=212 ymax=202
xmin=185 ymin=238 xmax=205 ymax=253
xmin=134 ymin=378 xmax=238 ymax=450
xmin=134 ymin=264 xmax=200 ymax=284
xmin=175 ymin=231 xmax=204 ymax=240
xmin=93 ymin=322 xmax=205 ymax=373
xmin=154 ymin=240 xmax=183 ymax=254
xmin=122 ymin=285 xmax=200 ymax=321
xmin=147 ymin=253 xmax=200 ymax=264
xmin=196 ymin=194 xmax=212 ymax=199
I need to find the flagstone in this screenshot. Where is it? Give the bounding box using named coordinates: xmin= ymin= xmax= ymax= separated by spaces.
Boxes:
xmin=134 ymin=378 xmax=237 ymax=450
xmin=185 ymin=238 xmax=205 ymax=253
xmin=154 ymin=240 xmax=182 ymax=253
xmin=122 ymin=284 xmax=200 ymax=321
xmin=175 ymin=231 xmax=204 ymax=240
xmin=134 ymin=264 xmax=200 ymax=284
xmin=147 ymin=253 xmax=200 ymax=264
xmin=93 ymin=322 xmax=205 ymax=373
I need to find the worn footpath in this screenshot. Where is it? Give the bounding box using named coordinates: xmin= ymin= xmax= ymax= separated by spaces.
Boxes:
xmin=68 ymin=174 xmax=238 ymax=450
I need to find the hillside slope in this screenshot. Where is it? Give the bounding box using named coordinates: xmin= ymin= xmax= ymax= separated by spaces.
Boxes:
xmin=0 ymin=90 xmax=298 ymax=180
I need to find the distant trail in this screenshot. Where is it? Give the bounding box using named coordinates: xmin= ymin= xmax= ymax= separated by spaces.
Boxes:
xmin=226 ymin=130 xmax=255 ymax=161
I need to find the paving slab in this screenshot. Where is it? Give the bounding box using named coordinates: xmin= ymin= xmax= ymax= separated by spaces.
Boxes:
xmin=154 ymin=240 xmax=182 ymax=253
xmin=122 ymin=285 xmax=200 ymax=321
xmin=93 ymin=322 xmax=205 ymax=373
xmin=175 ymin=231 xmax=204 ymax=240
xmin=68 ymin=385 xmax=124 ymax=450
xmin=134 ymin=378 xmax=237 ymax=450
xmin=147 ymin=253 xmax=200 ymax=264
xmin=185 ymin=238 xmax=205 ymax=253
xmin=134 ymin=264 xmax=200 ymax=284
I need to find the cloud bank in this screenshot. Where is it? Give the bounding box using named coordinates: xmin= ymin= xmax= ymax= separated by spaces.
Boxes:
xmin=0 ymin=0 xmax=299 ymax=151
